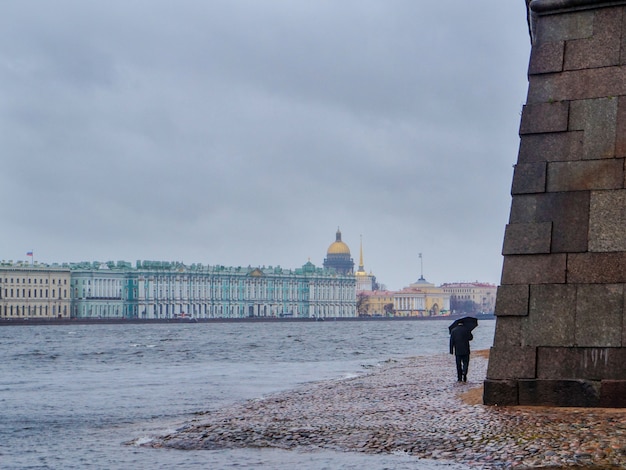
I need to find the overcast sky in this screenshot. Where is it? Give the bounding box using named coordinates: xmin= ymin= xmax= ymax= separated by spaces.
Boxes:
xmin=1 ymin=1 xmax=531 ymax=291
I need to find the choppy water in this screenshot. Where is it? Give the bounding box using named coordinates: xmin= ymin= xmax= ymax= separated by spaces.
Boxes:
xmin=0 ymin=319 xmax=495 ymax=469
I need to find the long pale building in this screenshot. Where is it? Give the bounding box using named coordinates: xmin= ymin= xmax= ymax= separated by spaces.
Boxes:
xmin=70 ymin=259 xmax=357 ymax=320
xmin=0 ymin=263 xmax=71 ymax=319
xmin=440 ymin=282 xmax=497 ymax=314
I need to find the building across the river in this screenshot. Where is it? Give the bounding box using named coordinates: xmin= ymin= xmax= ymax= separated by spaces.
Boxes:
xmin=70 ymin=259 xmax=356 ymax=320
xmin=440 ymin=282 xmax=497 ymax=315
xmin=323 ymin=228 xmax=355 ymax=275
xmin=393 ymin=276 xmax=451 ymax=317
xmin=0 ymin=262 xmax=71 ymax=319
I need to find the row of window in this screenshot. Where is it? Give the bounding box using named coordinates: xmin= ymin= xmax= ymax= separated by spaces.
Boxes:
xmin=2 ymin=304 xmax=68 ymax=316
xmin=1 ymin=277 xmax=67 ymax=285
xmin=1 ymin=289 xmax=67 ymax=299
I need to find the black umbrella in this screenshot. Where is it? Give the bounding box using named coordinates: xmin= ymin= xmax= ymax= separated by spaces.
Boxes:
xmin=448 ymin=316 xmax=478 ymax=334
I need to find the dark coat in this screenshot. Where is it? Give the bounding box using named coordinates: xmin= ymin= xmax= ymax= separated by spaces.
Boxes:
xmin=450 ymin=325 xmax=473 ymax=356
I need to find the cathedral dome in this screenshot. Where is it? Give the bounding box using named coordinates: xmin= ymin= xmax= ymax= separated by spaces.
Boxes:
xmin=323 ymin=228 xmax=354 ymax=275
xmin=327 ymin=240 xmax=350 ymax=255
xmin=327 ymin=229 xmax=351 ymax=255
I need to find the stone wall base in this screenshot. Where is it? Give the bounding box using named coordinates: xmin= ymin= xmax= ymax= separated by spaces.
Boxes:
xmin=484 ymin=379 xmax=626 ymax=407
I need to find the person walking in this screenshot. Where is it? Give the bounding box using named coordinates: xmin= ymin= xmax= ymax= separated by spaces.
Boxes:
xmin=450 ymin=321 xmax=473 ymax=382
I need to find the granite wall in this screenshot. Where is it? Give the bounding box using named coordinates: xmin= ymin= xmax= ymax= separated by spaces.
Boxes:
xmin=484 ymin=0 xmax=626 ymax=407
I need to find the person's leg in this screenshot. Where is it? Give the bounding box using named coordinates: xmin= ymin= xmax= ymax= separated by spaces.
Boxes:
xmin=455 ymin=355 xmax=463 ymax=381
xmin=461 ymin=355 xmax=470 ymax=382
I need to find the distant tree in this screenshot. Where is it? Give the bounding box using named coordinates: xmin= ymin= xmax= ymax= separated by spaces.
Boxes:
xmin=383 ymin=303 xmax=394 ymax=317
xmin=356 ymin=291 xmax=369 ymax=316
xmin=450 ymin=298 xmax=479 ymax=315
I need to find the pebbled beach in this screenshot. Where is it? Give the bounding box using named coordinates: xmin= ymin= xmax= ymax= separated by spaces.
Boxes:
xmin=144 ymin=351 xmax=626 ymax=468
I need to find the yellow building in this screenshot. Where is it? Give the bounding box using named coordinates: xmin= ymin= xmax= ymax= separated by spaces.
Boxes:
xmin=357 ymin=290 xmax=394 ymax=316
xmin=0 ymin=263 xmax=71 ymax=319
xmin=394 ymin=276 xmax=450 ymax=317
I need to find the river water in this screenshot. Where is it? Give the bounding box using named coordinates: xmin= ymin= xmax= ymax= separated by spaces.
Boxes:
xmin=0 ymin=319 xmax=495 ymax=469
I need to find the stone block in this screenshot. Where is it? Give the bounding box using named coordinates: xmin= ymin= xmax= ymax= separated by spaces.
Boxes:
xmin=492 ymin=316 xmax=523 ymax=348
xmin=615 ymin=97 xmax=626 ymax=157
xmin=511 ymin=162 xmax=547 ymax=195
xmin=518 ymin=379 xmax=600 ymax=407
xmin=537 ymin=347 xmax=626 ymax=380
xmin=569 ymin=97 xmax=618 ymax=159
xmin=568 ymin=252 xmax=626 ymax=283
xmin=519 ymin=101 xmax=570 ymax=135
xmin=589 ymin=190 xmax=626 ymax=252
xmin=527 ymin=66 xmax=626 ymax=105
xmin=622 ymin=9 xmax=626 ymax=66
xmin=502 ymin=222 xmax=552 ymax=255
xmin=575 ymin=284 xmax=624 ymax=347
xmin=486 ymin=346 xmax=536 ymax=380
xmin=509 ymin=192 xmax=589 ymax=253
xmin=483 ymin=379 xmax=519 ymax=406
xmin=529 ymin=40 xmax=564 ymax=75
xmin=524 ymin=284 xmax=576 ymax=347
xmin=518 ymin=131 xmax=583 ymax=163
xmin=501 ymin=254 xmax=566 ymax=285
xmin=494 ymin=284 xmax=530 ymax=317
xmin=564 ymin=8 xmax=622 ymax=71
xmin=600 ymin=380 xmax=626 ymax=407
xmin=509 ymin=194 xmax=539 ymax=223
xmin=532 ymin=8 xmax=593 ymax=44
xmin=546 ymin=159 xmax=623 ymax=192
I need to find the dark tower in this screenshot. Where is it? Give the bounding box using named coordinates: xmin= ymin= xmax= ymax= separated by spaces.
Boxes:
xmin=485 ymin=0 xmax=626 ymax=408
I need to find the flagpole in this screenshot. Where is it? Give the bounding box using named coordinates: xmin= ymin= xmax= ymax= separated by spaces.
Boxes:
xmin=419 ymin=253 xmax=423 ymax=279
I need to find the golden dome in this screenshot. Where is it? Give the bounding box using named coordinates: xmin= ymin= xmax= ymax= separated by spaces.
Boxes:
xmin=327 ymin=228 xmax=351 ymax=255
xmin=327 ymin=240 xmax=351 ymax=255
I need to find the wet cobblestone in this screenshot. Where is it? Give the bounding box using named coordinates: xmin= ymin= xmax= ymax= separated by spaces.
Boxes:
xmin=144 ymin=353 xmax=626 ymax=468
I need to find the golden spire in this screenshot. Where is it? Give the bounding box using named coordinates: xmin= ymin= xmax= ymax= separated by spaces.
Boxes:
xmin=358 ymin=235 xmax=365 ymax=273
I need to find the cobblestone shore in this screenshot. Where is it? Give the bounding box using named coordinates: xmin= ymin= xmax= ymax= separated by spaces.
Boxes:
xmin=144 ymin=351 xmax=626 ymax=468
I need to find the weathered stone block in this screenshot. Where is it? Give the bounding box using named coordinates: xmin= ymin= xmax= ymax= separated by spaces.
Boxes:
xmin=568 ymin=252 xmax=626 ymax=283
xmin=600 ymin=380 xmax=626 ymax=407
xmin=518 ymin=379 xmax=600 ymax=407
xmin=527 ymin=67 xmax=626 ymax=105
xmin=518 ymin=131 xmax=583 ymax=163
xmin=511 ymin=162 xmax=547 ymax=194
xmin=524 ymin=284 xmax=577 ymax=347
xmin=486 ymin=346 xmax=536 ymax=380
xmin=509 ymin=192 xmax=589 ymax=253
xmin=495 ymin=284 xmax=530 ymax=316
xmin=575 ymin=284 xmax=624 ymax=347
xmin=615 ymin=96 xmax=626 ymax=157
xmin=502 ymin=222 xmax=552 ymax=255
xmin=493 ymin=316 xmax=523 ymax=348
xmin=622 ymin=8 xmax=626 ymax=66
xmin=564 ymin=8 xmax=622 ymax=70
xmin=501 ymin=254 xmax=566 ymax=285
xmin=529 ymin=40 xmax=564 ymax=75
xmin=537 ymin=347 xmax=626 ymax=380
xmin=547 ymin=159 xmax=623 ymax=192
xmin=509 ymin=194 xmax=539 ymax=223
xmin=520 ymin=101 xmax=570 ymax=135
xmin=569 ymin=97 xmax=618 ymax=159
xmin=589 ymin=190 xmax=626 ymax=252
xmin=532 ymin=8 xmax=593 ymax=44
xmin=483 ymin=379 xmax=519 ymax=406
